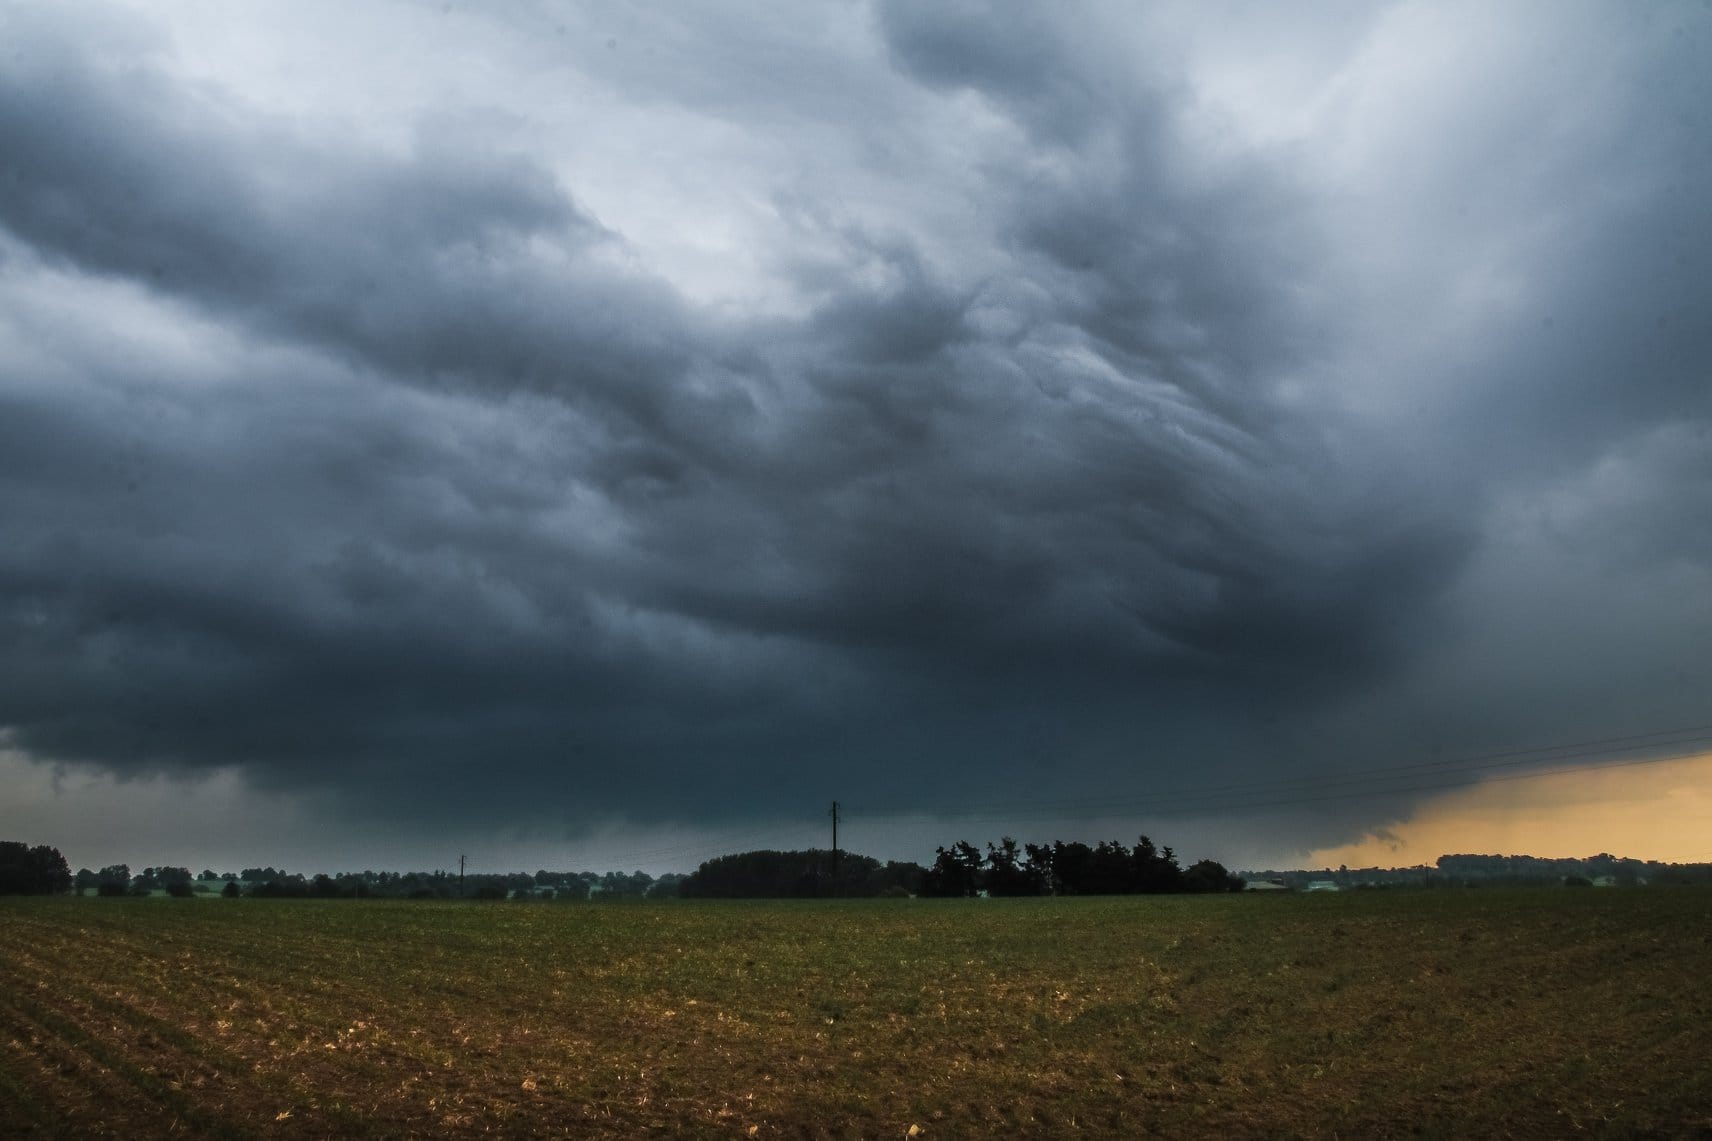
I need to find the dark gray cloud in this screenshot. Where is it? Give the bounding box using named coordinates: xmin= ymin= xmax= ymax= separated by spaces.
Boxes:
xmin=1 ymin=1 xmax=1709 ymax=867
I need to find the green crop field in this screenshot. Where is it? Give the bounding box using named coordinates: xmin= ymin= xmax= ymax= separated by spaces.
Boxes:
xmin=2 ymin=888 xmax=1709 ymax=1138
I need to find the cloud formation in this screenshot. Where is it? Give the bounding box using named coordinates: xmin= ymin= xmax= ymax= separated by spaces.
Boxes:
xmin=2 ymin=1 xmax=1709 ymax=866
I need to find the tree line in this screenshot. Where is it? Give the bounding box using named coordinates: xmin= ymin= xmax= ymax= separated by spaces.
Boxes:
xmin=917 ymin=836 xmax=1243 ymax=897
xmin=99 ymin=867 xmax=681 ymax=900
xmin=0 ymin=849 xmax=682 ymax=900
xmin=3 ymin=834 xmax=1242 ymax=900
xmin=674 ymin=835 xmax=1244 ymax=898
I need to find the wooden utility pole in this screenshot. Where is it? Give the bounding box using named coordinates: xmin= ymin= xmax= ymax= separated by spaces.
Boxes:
xmin=829 ymin=801 xmax=841 ymax=895
xmin=459 ymin=854 xmax=466 ymax=899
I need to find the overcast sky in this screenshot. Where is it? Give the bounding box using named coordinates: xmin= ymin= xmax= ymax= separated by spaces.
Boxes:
xmin=2 ymin=1 xmax=1709 ymax=875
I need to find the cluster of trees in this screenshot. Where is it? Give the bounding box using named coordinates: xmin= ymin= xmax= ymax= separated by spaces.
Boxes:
xmin=0 ymin=842 xmax=72 ymax=895
xmin=7 ymin=835 xmax=1237 ymax=902
xmin=1243 ymin=853 xmax=1712 ymax=890
xmin=676 ymin=836 xmax=1243 ymax=899
xmin=68 ymin=865 xmax=200 ymax=897
xmin=920 ymin=836 xmax=1243 ymax=897
xmin=56 ymin=862 xmax=683 ymax=900
xmin=1434 ymin=852 xmax=1669 ymax=887
xmin=678 ymin=849 xmax=924 ymax=898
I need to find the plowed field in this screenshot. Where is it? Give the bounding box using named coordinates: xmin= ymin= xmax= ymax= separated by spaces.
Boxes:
xmin=2 ymin=889 xmax=1709 ymax=1137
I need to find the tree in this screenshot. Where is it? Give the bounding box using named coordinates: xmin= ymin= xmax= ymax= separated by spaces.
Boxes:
xmin=646 ymin=873 xmax=685 ymax=899
xmin=253 ymin=876 xmax=309 ymax=898
xmin=1050 ymin=841 xmax=1094 ymax=895
xmin=97 ymin=864 xmax=132 ymax=897
xmin=1023 ymin=843 xmax=1055 ymax=895
xmin=985 ymin=837 xmax=1040 ymax=897
xmin=919 ymin=842 xmax=983 ymax=898
xmin=0 ymin=842 xmax=73 ymax=895
xmin=1183 ymin=858 xmax=1243 ymax=893
xmin=221 ymin=880 xmax=242 ymax=898
xmin=1087 ymin=840 xmax=1133 ymax=895
xmin=682 ymin=850 xmax=825 ymax=898
xmin=143 ymin=867 xmax=193 ymax=893
xmin=1131 ymin=836 xmax=1183 ymax=894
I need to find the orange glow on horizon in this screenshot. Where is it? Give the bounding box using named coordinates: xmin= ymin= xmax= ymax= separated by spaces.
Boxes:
xmin=1308 ymin=750 xmax=1712 ymax=869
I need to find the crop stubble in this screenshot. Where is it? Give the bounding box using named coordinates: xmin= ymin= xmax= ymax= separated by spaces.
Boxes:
xmin=1 ymin=888 xmax=1709 ymax=1137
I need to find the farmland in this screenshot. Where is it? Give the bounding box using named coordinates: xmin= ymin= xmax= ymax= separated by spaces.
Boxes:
xmin=2 ymin=888 xmax=1709 ymax=1138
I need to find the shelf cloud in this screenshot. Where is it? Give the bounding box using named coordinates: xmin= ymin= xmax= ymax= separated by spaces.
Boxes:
xmin=2 ymin=1 xmax=1709 ymax=869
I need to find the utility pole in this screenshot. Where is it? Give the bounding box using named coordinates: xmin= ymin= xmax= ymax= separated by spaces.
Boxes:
xmin=459 ymin=854 xmax=466 ymax=899
xmin=828 ymin=801 xmax=840 ymax=896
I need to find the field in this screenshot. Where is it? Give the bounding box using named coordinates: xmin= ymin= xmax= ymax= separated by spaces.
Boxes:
xmin=2 ymin=889 xmax=1710 ymax=1138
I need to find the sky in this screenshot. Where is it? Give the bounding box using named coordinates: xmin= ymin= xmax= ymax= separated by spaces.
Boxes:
xmin=1 ymin=0 xmax=1709 ymax=877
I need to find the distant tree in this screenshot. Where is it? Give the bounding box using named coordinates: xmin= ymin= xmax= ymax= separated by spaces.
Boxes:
xmin=335 ymin=873 xmax=371 ymax=898
xmin=1131 ymin=836 xmax=1183 ymax=894
xmin=253 ymin=877 xmax=309 ymax=898
xmin=678 ymin=850 xmax=922 ymax=899
xmin=311 ymin=874 xmax=340 ymax=898
xmin=919 ymin=842 xmax=983 ymax=898
xmin=165 ymin=880 xmax=195 ymax=898
xmin=1023 ymin=843 xmax=1055 ymax=895
xmin=1087 ymin=840 xmax=1133 ymax=895
xmin=985 ymin=837 xmax=1039 ymax=897
xmin=1182 ymin=858 xmax=1243 ymax=894
xmin=0 ymin=842 xmax=73 ymax=895
xmin=221 ymin=880 xmax=242 ymax=898
xmin=144 ymin=867 xmax=193 ymax=893
xmin=595 ymin=870 xmax=655 ymax=898
xmin=681 ymin=850 xmax=827 ymax=898
xmin=876 ymin=860 xmax=926 ymax=897
xmin=96 ymin=864 xmax=132 ymax=897
xmin=1050 ymin=841 xmax=1094 ymax=895
xmin=646 ymin=873 xmax=685 ymax=899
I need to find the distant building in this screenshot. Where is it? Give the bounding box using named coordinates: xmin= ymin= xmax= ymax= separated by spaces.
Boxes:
xmin=1304 ymin=880 xmax=1340 ymax=892
xmin=1244 ymin=879 xmax=1289 ymax=892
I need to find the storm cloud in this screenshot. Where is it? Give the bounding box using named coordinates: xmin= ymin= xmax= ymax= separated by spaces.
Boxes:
xmin=2 ymin=1 xmax=1709 ymax=868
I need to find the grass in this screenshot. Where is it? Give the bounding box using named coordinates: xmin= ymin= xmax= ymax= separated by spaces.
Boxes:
xmin=2 ymin=888 xmax=1710 ymax=1137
